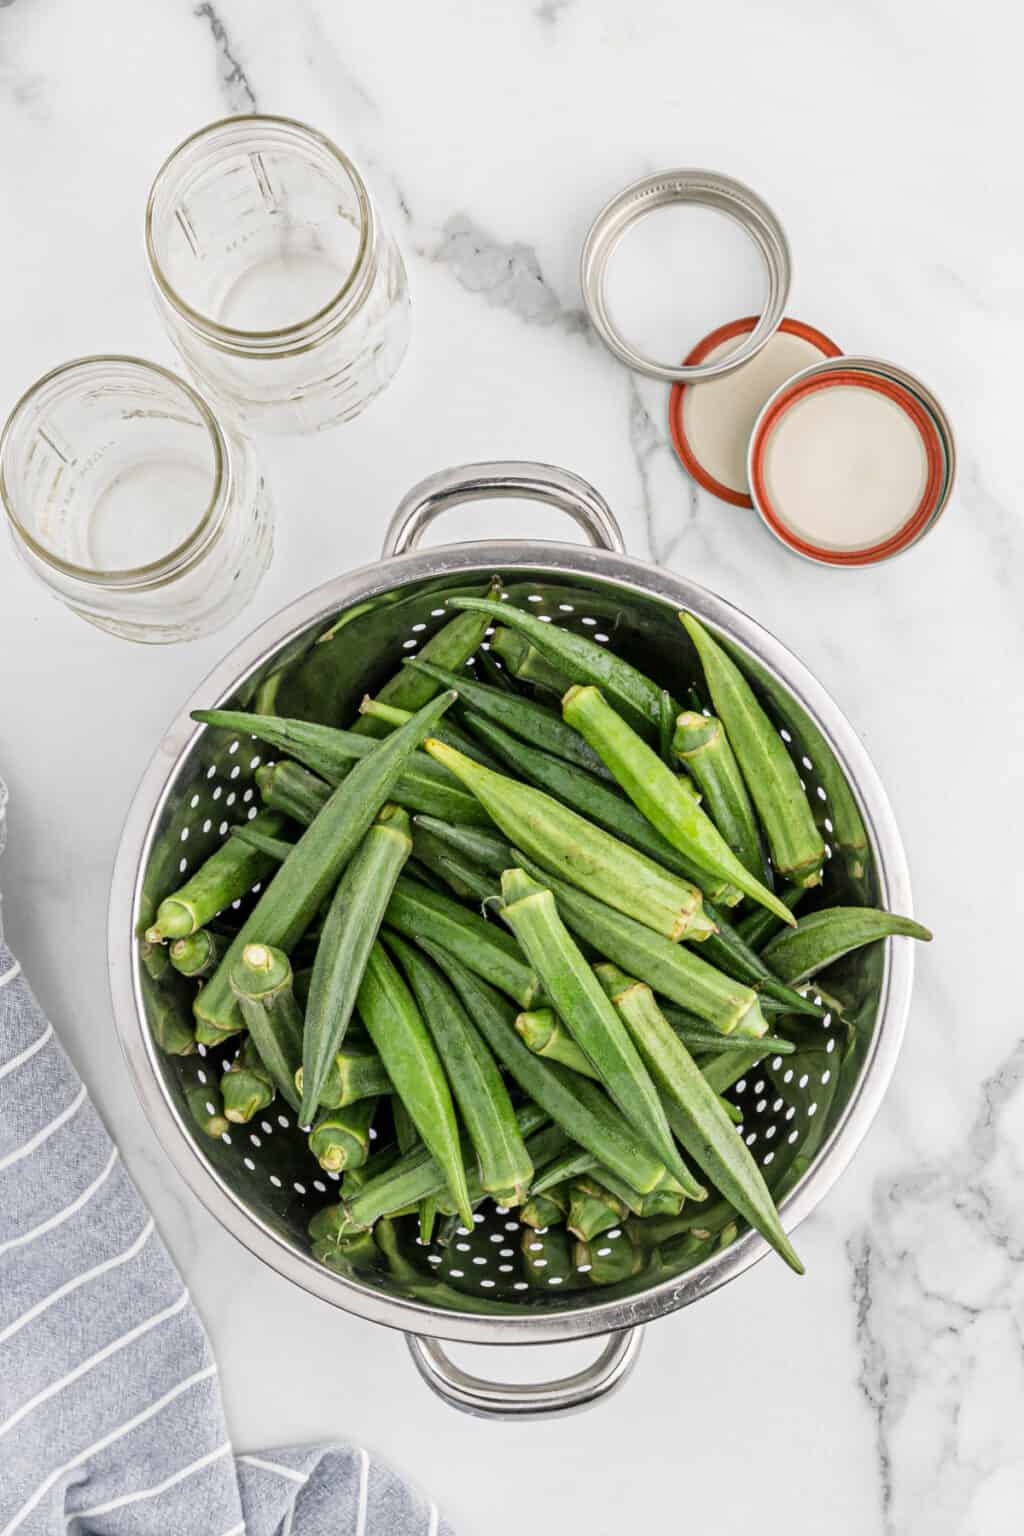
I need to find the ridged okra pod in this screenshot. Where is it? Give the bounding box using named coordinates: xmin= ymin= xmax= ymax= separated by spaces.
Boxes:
xmin=679 ymin=612 xmax=826 ymax=886
xmin=499 ymin=868 xmax=697 ymax=1193
xmin=193 ymin=692 xmax=457 ymax=1037
xmin=562 ymin=685 xmax=795 ymax=926
xmin=299 ymin=803 xmax=413 ymax=1123
xmin=423 ymin=739 xmax=713 ymax=943
xmin=145 ymin=810 xmax=287 ymax=942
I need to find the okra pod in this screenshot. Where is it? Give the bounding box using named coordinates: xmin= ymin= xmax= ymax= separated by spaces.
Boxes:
xmin=312 ymin=1230 xmax=381 ymax=1277
xmin=169 ymin=929 xmax=227 ymax=981
xmin=499 ymin=868 xmax=697 ymax=1193
xmin=512 ymin=851 xmax=767 ymax=1037
xmin=679 ymin=613 xmax=826 ymax=886
xmin=300 ymin=803 xmax=412 ymax=1123
xmin=410 ymin=825 xmax=482 ymax=900
xmin=514 ymin=1008 xmax=598 ymax=1079
xmin=462 ymin=711 xmax=736 ymax=907
xmin=761 ymin=906 xmax=932 ymax=984
xmin=140 ymin=962 xmax=196 ymax=1056
xmin=404 ymin=655 xmax=614 ymax=780
xmin=659 ymin=1000 xmax=795 ymax=1057
xmin=673 ymin=711 xmax=764 ymax=880
xmin=384 ymin=932 xmax=534 ymax=1203
xmin=356 ymin=941 xmax=473 ymax=1228
xmin=521 ymin=1185 xmax=570 ymax=1231
xmin=409 ymin=816 xmax=512 ymax=871
xmin=205 ymin=709 xmax=492 ymax=828
xmin=563 ymin=685 xmax=795 ymax=927
xmin=351 ymin=579 xmax=499 ymax=737
xmin=574 ymin=1233 xmax=644 ymax=1286
xmin=297 ymin=1046 xmax=391 ymax=1110
xmin=423 ymin=944 xmax=668 ymax=1195
xmin=700 ymin=902 xmax=825 ymax=1016
xmin=343 ymin=1142 xmax=401 ymax=1197
xmin=386 ymin=874 xmax=544 ymax=1010
xmin=489 ymin=626 xmax=572 ymax=694
xmin=735 ymin=886 xmax=808 ymax=949
xmin=447 ymin=596 xmax=669 ymax=741
xmin=185 ymin=1082 xmax=228 ymax=1139
xmin=567 ymin=1178 xmax=629 ymax=1241
xmin=424 ymin=740 xmax=713 ymax=943
xmin=145 ymin=810 xmax=287 ymax=941
xmin=358 ymin=696 xmax=500 ymax=769
xmin=221 ymin=1038 xmax=275 ymax=1123
xmin=596 ymin=963 xmax=803 ymax=1273
xmin=309 ymin=1097 xmax=378 ymax=1173
xmin=320 ymin=1101 xmax=549 ymax=1235
xmin=520 ymin=1224 xmax=580 ymax=1288
xmin=229 ymin=944 xmax=304 ymax=1113
xmin=194 ymin=692 xmax=457 ymax=1037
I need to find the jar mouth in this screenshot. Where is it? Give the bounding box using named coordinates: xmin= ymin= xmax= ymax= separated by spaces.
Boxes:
xmin=145 ymin=114 xmax=375 ymax=350
xmin=0 ymin=356 xmax=227 ymax=587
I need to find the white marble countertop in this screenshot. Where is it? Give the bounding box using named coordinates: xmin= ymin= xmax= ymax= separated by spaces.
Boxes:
xmin=1 ymin=3 xmax=1019 ymax=1533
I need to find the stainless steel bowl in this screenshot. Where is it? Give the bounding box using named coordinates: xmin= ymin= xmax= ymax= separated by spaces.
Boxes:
xmin=109 ymin=461 xmax=914 ymax=1418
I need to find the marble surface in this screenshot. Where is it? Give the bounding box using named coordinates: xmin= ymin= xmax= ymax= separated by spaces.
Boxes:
xmin=0 ymin=2 xmax=1020 ymax=1532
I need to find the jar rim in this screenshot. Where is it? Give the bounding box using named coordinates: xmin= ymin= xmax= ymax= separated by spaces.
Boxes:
xmin=0 ymin=355 xmax=227 ymax=587
xmin=145 ymin=114 xmax=375 ymax=350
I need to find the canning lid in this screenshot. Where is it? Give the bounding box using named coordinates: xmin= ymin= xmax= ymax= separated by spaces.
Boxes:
xmin=748 ymin=356 xmax=955 ymax=566
xmin=580 ymin=170 xmax=792 ymax=384
xmin=669 ymin=316 xmax=842 ymax=508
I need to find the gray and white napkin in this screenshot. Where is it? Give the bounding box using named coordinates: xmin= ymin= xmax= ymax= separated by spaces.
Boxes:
xmin=0 ymin=780 xmax=454 ymax=1536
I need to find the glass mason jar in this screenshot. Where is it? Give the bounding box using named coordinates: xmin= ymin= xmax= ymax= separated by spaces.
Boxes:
xmin=145 ymin=115 xmax=411 ymax=434
xmin=0 ymin=356 xmax=272 ymax=643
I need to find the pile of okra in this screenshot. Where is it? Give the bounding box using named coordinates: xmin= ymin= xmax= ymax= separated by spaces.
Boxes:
xmin=142 ymin=586 xmax=930 ymax=1290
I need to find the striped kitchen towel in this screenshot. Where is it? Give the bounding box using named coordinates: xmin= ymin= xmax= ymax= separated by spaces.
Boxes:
xmin=0 ymin=790 xmax=454 ymax=1534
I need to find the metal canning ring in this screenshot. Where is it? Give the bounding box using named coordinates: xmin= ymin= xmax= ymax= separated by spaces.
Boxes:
xmin=580 ymin=169 xmax=792 ymax=384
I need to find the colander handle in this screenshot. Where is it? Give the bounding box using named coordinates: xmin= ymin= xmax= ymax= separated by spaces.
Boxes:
xmin=405 ymin=1327 xmax=643 ymax=1420
xmin=381 ymin=460 xmax=627 ymax=558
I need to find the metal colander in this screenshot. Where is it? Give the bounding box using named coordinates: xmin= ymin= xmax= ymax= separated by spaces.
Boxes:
xmin=109 ymin=461 xmax=914 ymax=1418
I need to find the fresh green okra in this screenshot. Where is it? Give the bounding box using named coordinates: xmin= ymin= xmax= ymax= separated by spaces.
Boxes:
xmin=489 ymin=626 xmax=573 ymax=694
xmin=574 ymin=1232 xmax=645 ymax=1286
xmin=185 ymin=1081 xmax=229 ymax=1139
xmin=596 ymin=963 xmax=802 ymax=1273
xmin=356 ymin=941 xmax=473 ymax=1229
xmin=679 ymin=613 xmax=826 ymax=887
xmin=424 ymin=945 xmax=669 ymax=1196
xmin=514 ymin=1008 xmax=598 ymax=1079
xmin=761 ymin=906 xmax=932 ymax=983
xmin=567 ymin=1177 xmax=630 ymax=1241
xmin=300 ymin=803 xmax=413 ymax=1124
xmin=229 ymin=943 xmax=304 ymax=1112
xmin=194 ymin=692 xmax=458 ymax=1038
xmin=423 ymin=740 xmax=714 ymax=943
xmin=673 ymin=710 xmax=764 ymax=881
xmin=296 ymin=1046 xmax=392 ymax=1110
xmin=169 ymin=929 xmax=228 ymax=981
xmin=405 ymin=655 xmax=614 ymax=780
xmin=462 ymin=712 xmax=737 ymax=907
xmin=357 ymin=696 xmax=501 ymax=769
xmin=221 ymin=1037 xmax=275 ymax=1124
xmin=520 ymin=1184 xmax=570 ymax=1231
xmin=385 ymin=932 xmax=534 ymax=1204
xmin=512 ymin=852 xmax=767 ymax=1038
xmin=309 ymin=1097 xmax=379 ymax=1173
xmin=386 ymin=874 xmax=544 ymax=1011
xmin=562 ymin=685 xmax=794 ymax=926
xmin=146 ymin=810 xmax=287 ymax=942
xmin=500 ymin=868 xmax=699 ymax=1196
xmin=446 ymin=596 xmax=669 ymax=741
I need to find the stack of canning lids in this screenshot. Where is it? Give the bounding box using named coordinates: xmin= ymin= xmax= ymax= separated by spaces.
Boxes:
xmin=581 ymin=171 xmax=955 ymax=567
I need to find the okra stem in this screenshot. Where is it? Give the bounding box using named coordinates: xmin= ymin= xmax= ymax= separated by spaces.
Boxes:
xmin=514 ymin=1008 xmax=598 ymax=1079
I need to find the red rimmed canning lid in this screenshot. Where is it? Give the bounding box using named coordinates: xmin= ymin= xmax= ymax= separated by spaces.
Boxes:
xmin=748 ymin=362 xmax=948 ymax=567
xmin=669 ymin=316 xmax=842 ymax=508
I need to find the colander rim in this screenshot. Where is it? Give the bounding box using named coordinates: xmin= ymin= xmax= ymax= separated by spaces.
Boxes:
xmin=109 ymin=535 xmax=914 ymax=1345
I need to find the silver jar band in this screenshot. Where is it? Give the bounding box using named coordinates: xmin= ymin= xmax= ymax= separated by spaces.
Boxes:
xmin=580 ymin=169 xmax=792 ymax=384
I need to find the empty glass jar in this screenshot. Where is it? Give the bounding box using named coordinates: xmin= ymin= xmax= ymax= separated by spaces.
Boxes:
xmin=0 ymin=356 xmax=272 ymax=643
xmin=145 ymin=115 xmax=411 ymax=434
